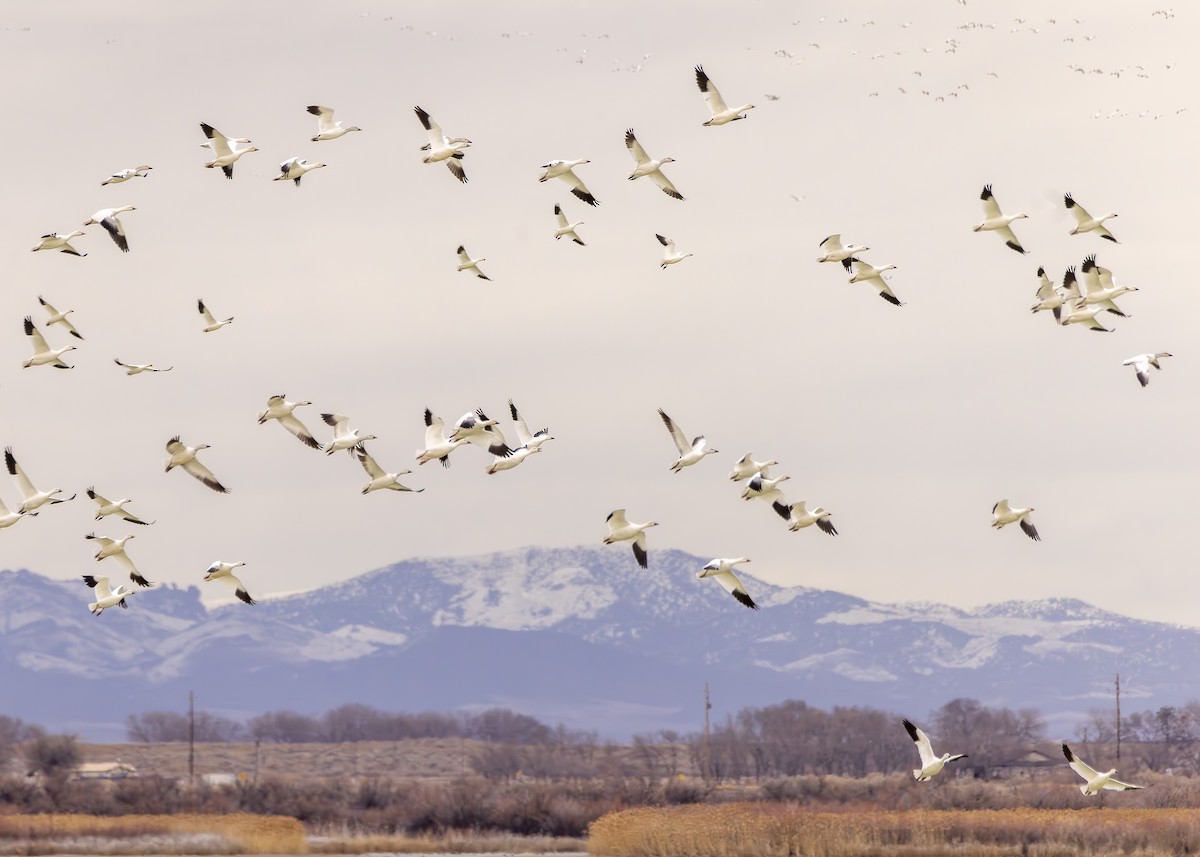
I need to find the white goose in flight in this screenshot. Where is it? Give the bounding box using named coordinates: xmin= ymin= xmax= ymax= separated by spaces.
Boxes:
xmin=657 ymin=234 xmax=692 ymax=267
xmin=101 ymin=165 xmax=152 ymax=185
xmin=204 ymin=560 xmax=255 ymax=604
xmin=903 ymin=719 xmax=968 ymax=781
xmin=508 ymin=400 xmax=554 ymax=451
xmin=624 ymin=129 xmax=684 ymax=199
xmin=785 ymin=501 xmax=837 ymax=535
xmin=308 ymin=105 xmax=362 ymax=142
xmin=456 ymin=245 xmax=490 ymax=280
xmin=992 ymin=499 xmax=1039 ymax=541
xmin=37 ymin=297 xmax=82 ymax=340
xmin=200 ymin=122 xmax=258 ymax=178
xmin=553 ymin=204 xmax=585 ymax=245
xmin=843 ymin=257 xmax=902 ymax=305
xmin=1029 ymin=267 xmax=1066 ymax=322
xmin=165 ymin=436 xmax=229 ymax=493
xmin=354 ymin=444 xmax=423 ymax=494
xmin=1122 ymin=352 xmax=1172 ymax=388
xmin=1079 ymin=254 xmax=1137 ymax=316
xmin=31 ymin=231 xmax=86 ymax=257
xmin=1060 ymin=295 xmax=1113 ymax=333
xmin=0 ymin=493 xmax=27 ymax=529
xmin=817 ymin=234 xmax=868 ymax=263
xmin=6 ymin=448 xmax=74 ymax=514
xmin=603 ymin=509 xmax=658 ymax=569
xmin=450 ymin=409 xmax=512 ymax=457
xmin=486 ymin=444 xmax=541 ymax=475
xmin=274 ymin=157 xmax=326 ymax=186
xmin=257 ymin=395 xmax=322 ymax=450
xmin=114 ymin=359 xmax=172 ymax=375
xmin=694 ymin=65 xmax=754 ymax=125
xmin=83 ymin=206 xmax=135 ymax=252
xmin=321 ymin=413 xmax=378 ymax=456
xmin=82 ymin=575 xmax=137 ymax=615
xmin=538 ymin=159 xmax=599 ymax=206
xmin=198 ymin=299 xmax=233 ymax=333
xmin=1062 ymin=743 xmax=1143 ymax=795
xmin=729 ymin=454 xmax=777 ymax=482
xmin=973 ymin=184 xmax=1027 ymax=254
xmin=658 ymin=408 xmax=717 ymax=472
xmin=415 ymin=106 xmax=470 ymax=183
xmin=86 ymin=487 xmax=154 ymax=525
xmin=85 ymin=533 xmax=152 ymax=587
xmin=741 ymin=472 xmax=791 ymax=519
xmin=415 ymin=408 xmax=468 ymax=466
xmin=698 ymin=557 xmax=758 ymax=609
xmin=22 ymin=317 xmax=75 ymax=369
xmin=1064 ymin=192 xmax=1117 ymax=242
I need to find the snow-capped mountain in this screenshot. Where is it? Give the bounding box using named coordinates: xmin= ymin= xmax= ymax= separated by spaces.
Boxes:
xmin=1 ymin=546 xmax=1192 ymax=740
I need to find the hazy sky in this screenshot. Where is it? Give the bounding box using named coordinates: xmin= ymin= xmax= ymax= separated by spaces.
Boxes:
xmin=0 ymin=1 xmax=1196 ymax=625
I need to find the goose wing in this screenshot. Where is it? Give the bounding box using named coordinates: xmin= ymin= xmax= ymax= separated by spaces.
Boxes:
xmin=632 ymin=531 xmax=649 ymax=569
xmin=656 ymin=233 xmax=675 ymax=251
xmin=560 ymin=169 xmax=599 ymax=206
xmin=424 ymin=409 xmax=448 ymax=446
xmin=1102 ymin=776 xmax=1142 ymax=791
xmin=307 ymin=105 xmax=336 ymax=133
xmin=4 ymin=448 xmax=36 ymax=500
xmin=111 ymin=550 xmax=153 ymax=588
xmin=714 ymin=570 xmax=758 ymax=609
xmin=83 ymin=575 xmax=113 ymax=599
xmin=413 ymin=106 xmax=445 ymax=147
xmin=1020 ymin=517 xmax=1040 ymax=541
xmin=1062 ymin=743 xmax=1100 ymax=782
xmin=554 ymin=204 xmax=570 ymax=229
xmin=197 ymin=299 xmax=217 ymax=325
xmin=457 ymin=245 xmax=472 ymax=265
xmin=606 ymin=509 xmax=630 ymax=533
xmin=509 ymin=400 xmax=534 ymax=446
xmin=624 ymin=129 xmax=651 ymax=166
xmin=276 ymin=413 xmax=321 ymax=449
xmin=355 ymin=444 xmax=387 ymax=479
xmin=1034 ymin=268 xmax=1055 ymax=302
xmin=445 ymin=158 xmax=468 ymax=183
xmin=980 ymin=184 xmax=1002 ymax=220
xmin=216 ymin=573 xmax=256 ymax=604
xmin=996 ymin=224 xmax=1025 ymax=254
xmin=1064 ymin=192 xmax=1094 ymax=226
xmin=903 ymin=719 xmax=938 ymax=767
xmin=695 ymin=65 xmax=729 ymax=114
xmin=182 ymin=455 xmax=228 ymax=494
xmin=657 ymin=409 xmax=692 ymax=455
xmin=23 ymin=317 xmax=50 ymax=355
xmin=101 ymin=215 xmax=129 ymax=252
xmin=322 ymin=413 xmax=351 ymax=433
xmin=649 ymin=169 xmax=684 ymax=200
xmin=200 ymin=123 xmax=232 ymax=158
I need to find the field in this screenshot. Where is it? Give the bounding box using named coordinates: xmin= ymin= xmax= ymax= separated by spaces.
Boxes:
xmin=0 ymin=813 xmax=305 ymax=855
xmin=588 ymin=804 xmax=1200 ymax=857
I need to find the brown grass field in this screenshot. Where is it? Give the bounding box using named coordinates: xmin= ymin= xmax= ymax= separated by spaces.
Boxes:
xmin=0 ymin=813 xmax=305 ymax=855
xmin=588 ymin=804 xmax=1200 ymax=857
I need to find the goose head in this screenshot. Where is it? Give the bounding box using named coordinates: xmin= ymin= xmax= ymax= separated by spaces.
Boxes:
xmin=68 ymin=230 xmax=86 ymax=239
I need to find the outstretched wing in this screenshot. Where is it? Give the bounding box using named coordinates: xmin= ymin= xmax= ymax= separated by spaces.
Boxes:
xmin=1062 ymin=743 xmax=1100 ymax=783
xmin=625 ymin=128 xmax=650 ymax=166
xmin=200 ymin=123 xmax=232 ymax=158
xmin=980 ymin=184 xmax=1001 ymax=220
xmin=23 ymin=317 xmax=50 ymax=355
xmin=657 ymin=409 xmax=691 ymax=455
xmin=714 ymin=570 xmax=758 ymax=609
xmin=903 ymin=719 xmax=938 ymax=767
xmin=355 ymin=444 xmax=387 ymax=479
xmin=182 ymin=457 xmax=228 ymax=494
xmin=307 ymin=105 xmax=336 ymax=133
xmin=695 ymin=65 xmax=729 ymax=114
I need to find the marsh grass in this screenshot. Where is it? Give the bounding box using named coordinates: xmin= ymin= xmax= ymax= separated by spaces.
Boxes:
xmin=0 ymin=813 xmax=306 ymax=855
xmin=588 ymin=804 xmax=1200 ymax=857
xmin=309 ymin=830 xmax=585 ymax=853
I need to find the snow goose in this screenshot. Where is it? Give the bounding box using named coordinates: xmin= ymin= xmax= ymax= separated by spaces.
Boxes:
xmin=456 ymin=245 xmax=490 ymax=280
xmin=902 ymin=719 xmax=968 ymax=781
xmin=785 ymin=500 xmax=837 ymax=535
xmin=657 ymin=234 xmax=692 ymax=267
xmin=0 ymin=492 xmax=27 ymax=529
xmin=1060 ymin=294 xmax=1113 ymax=332
xmin=414 ymin=106 xmax=470 ymax=183
xmin=354 ymin=443 xmax=423 ymax=494
xmin=741 ymin=472 xmax=791 ymax=519
xmin=1079 ymin=254 xmax=1137 ymax=315
xmin=694 ymin=65 xmax=755 ymax=125
xmin=101 ymin=165 xmax=152 ymax=185
xmin=5 ymin=448 xmax=74 ymax=514
xmin=165 ymin=436 xmax=229 ymax=493
xmin=538 ymin=159 xmax=599 ymax=206
xmin=82 ymin=575 xmax=137 ymax=615
xmin=86 ymin=487 xmax=153 ymax=525
xmin=204 ymin=560 xmax=255 ymax=604
xmin=308 ymin=105 xmax=361 ymax=142
xmin=509 ymin=400 xmax=554 ymax=451
xmin=973 ymin=184 xmax=1028 ymax=254
xmin=554 ymin=204 xmax=586 ymax=245
xmin=83 ymin=206 xmax=135 ymax=253
xmin=603 ymin=509 xmax=658 ymax=569
xmin=992 ymin=499 xmax=1039 ymax=540
xmin=416 ymin=408 xmax=468 ymax=466
xmin=730 ymin=454 xmax=777 ymax=482
xmin=321 ymin=413 xmax=378 ymax=456
xmin=114 ymin=359 xmax=172 ymax=375
xmin=1122 ymin=352 xmax=1172 ymax=388
xmin=486 ymin=443 xmax=541 ymax=475
xmin=1029 ymin=267 xmax=1065 ymax=321
xmin=22 ymin=316 xmax=75 ymax=369
xmin=273 ymin=157 xmax=326 ymax=186
xmin=257 ymin=395 xmax=322 ymax=450
xmin=1062 ymin=743 xmax=1143 ymax=795
xmin=450 ymin=409 xmax=512 ymax=457
xmin=199 ymin=123 xmax=258 ymax=178
xmin=31 ymin=231 xmax=86 ymax=256
xmin=624 ymin=129 xmax=684 ymax=200
xmin=698 ymin=557 xmax=758 ymax=609
xmin=1064 ymin=192 xmax=1118 ymax=242
xmin=38 ymin=297 xmax=82 ymax=340
xmin=843 ymin=257 xmax=902 ymax=305
xmin=817 ymin=234 xmax=868 ymax=263
xmin=197 ymin=299 xmax=233 ymax=333
xmin=658 ymin=408 xmax=717 ymax=471
xmin=85 ymin=533 xmax=152 ymax=587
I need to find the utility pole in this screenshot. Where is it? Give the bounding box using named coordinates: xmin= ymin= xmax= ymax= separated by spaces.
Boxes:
xmin=188 ymin=690 xmax=195 ymax=785
xmin=702 ymin=683 xmax=712 ymax=784
xmin=253 ymin=739 xmax=261 ymax=784
xmin=1115 ymin=673 xmax=1121 ymax=761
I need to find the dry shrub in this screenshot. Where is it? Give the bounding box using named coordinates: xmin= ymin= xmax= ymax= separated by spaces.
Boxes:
xmin=588 ymin=804 xmax=1200 ymax=857
xmin=310 ymin=831 xmax=585 ymax=854
xmin=0 ymin=813 xmax=305 ymax=855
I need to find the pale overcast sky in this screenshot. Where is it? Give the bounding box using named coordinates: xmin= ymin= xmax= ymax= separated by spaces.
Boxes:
xmin=0 ymin=0 xmax=1196 ymax=624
